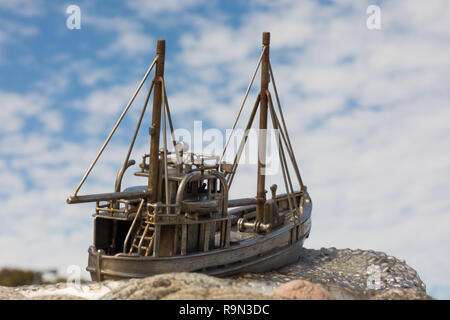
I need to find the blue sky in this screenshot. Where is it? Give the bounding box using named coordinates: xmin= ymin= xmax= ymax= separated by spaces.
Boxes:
xmin=1 ymin=0 xmax=450 ymax=299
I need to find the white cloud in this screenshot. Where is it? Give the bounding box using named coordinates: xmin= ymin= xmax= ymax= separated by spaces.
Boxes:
xmin=0 ymin=0 xmax=43 ymax=17
xmin=0 ymin=19 xmax=39 ymax=38
xmin=72 ymin=81 xmax=144 ymax=133
xmin=0 ymin=91 xmax=50 ymax=133
xmin=126 ymin=0 xmax=205 ymax=16
xmin=104 ymin=32 xmax=154 ymax=57
xmin=0 ymin=131 xmax=139 ymax=276
xmin=34 ymin=58 xmax=116 ymax=97
xmin=0 ymin=18 xmax=39 ymax=63
xmin=0 ymin=168 xmax=25 ymax=197
xmin=69 ymin=60 xmax=115 ymax=87
xmin=171 ymin=0 xmax=450 ymax=296
xmin=38 ymin=110 xmax=63 ymax=132
xmin=1 ymin=0 xmax=450 ymax=298
xmin=179 ymin=25 xmax=252 ymax=66
xmin=84 ymin=15 xmax=154 ymax=57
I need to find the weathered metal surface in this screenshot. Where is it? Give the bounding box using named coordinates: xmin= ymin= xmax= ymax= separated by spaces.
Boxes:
xmin=87 ymin=209 xmax=311 ymax=280
xmin=148 ymin=40 xmax=165 ymax=202
xmin=66 ymin=189 xmax=151 ymax=204
xmin=67 ymin=32 xmax=313 ymax=282
xmin=227 ymin=197 xmax=258 ymax=207
xmin=256 ymin=32 xmax=271 ymax=222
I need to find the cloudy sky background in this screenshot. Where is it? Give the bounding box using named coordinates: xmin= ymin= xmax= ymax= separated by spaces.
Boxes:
xmin=0 ymin=0 xmax=449 ymax=298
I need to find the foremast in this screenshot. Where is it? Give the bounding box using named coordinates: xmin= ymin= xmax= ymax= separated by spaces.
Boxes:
xmin=148 ymin=40 xmax=165 ymax=202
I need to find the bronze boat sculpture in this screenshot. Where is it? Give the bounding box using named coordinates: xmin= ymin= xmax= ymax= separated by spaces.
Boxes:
xmin=67 ymin=32 xmax=312 ymax=281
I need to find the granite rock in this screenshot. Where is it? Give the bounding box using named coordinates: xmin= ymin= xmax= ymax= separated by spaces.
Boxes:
xmin=101 ymin=272 xmax=273 ymax=300
xmin=2 ymin=247 xmax=433 ymax=300
xmin=272 ymin=279 xmax=334 ymax=300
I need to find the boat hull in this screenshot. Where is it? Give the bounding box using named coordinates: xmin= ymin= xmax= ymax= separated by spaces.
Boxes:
xmin=87 ymin=213 xmax=311 ymax=281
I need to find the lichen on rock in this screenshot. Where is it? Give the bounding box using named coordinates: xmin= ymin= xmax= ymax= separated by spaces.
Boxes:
xmin=101 ymin=272 xmax=272 ymax=300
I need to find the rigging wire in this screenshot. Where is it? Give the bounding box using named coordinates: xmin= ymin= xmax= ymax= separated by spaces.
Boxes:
xmin=218 ymin=46 xmax=266 ymax=165
xmin=73 ymin=55 xmax=159 ymax=196
xmin=269 ymin=61 xmax=304 ymax=190
xmin=116 ymin=79 xmax=155 ymax=192
xmin=161 ymin=77 xmax=170 ymax=214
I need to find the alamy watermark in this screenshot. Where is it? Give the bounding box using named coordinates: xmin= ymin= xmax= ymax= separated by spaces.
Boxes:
xmin=171 ymin=121 xmax=282 ymax=176
xmin=66 ymin=264 xmax=94 ymax=295
xmin=66 ymin=264 xmax=82 ymax=290
xmin=66 ymin=4 xmax=381 ymax=31
xmin=66 ymin=4 xmax=81 ymax=30
xmin=366 ymin=5 xmax=381 ymax=30
xmin=366 ymin=264 xmax=382 ymax=290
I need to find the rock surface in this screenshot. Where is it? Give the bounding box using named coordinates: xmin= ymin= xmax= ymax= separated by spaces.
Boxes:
xmin=101 ymin=273 xmax=272 ymax=300
xmin=231 ymin=247 xmax=431 ymax=299
xmin=0 ymin=247 xmax=434 ymax=300
xmin=272 ymin=279 xmax=334 ymax=300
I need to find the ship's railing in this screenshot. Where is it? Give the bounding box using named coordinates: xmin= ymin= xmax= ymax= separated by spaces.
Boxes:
xmin=95 ymin=199 xmax=133 ymax=218
xmin=135 ymin=151 xmax=222 ymax=176
xmin=146 ymin=201 xmax=231 ymax=256
xmin=149 ymin=202 xmax=180 ymax=216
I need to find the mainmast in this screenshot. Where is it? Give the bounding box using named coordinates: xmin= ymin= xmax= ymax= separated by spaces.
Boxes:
xmin=148 ymin=40 xmax=165 ymax=202
xmin=256 ymin=32 xmax=270 ymax=222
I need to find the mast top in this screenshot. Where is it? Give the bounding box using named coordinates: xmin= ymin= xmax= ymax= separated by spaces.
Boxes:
xmin=156 ymin=39 xmax=165 ymax=55
xmin=155 ymin=40 xmax=165 ymax=78
xmin=262 ymin=32 xmax=270 ymax=46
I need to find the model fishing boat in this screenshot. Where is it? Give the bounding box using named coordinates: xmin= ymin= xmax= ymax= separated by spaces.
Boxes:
xmin=67 ymin=32 xmax=312 ymax=281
